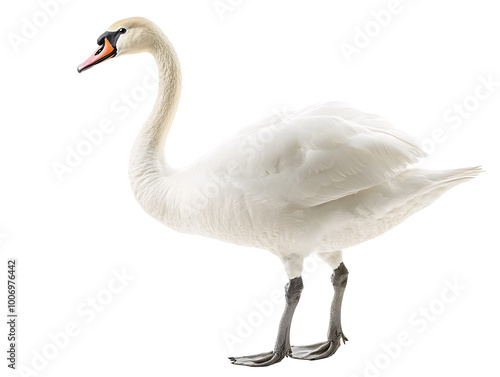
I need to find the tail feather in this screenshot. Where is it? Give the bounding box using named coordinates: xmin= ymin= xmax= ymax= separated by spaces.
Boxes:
xmin=428 ymin=166 xmax=483 ymax=186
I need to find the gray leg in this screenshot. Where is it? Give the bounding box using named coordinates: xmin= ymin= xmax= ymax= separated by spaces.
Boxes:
xmin=290 ymin=263 xmax=349 ymax=360
xmin=229 ymin=276 xmax=303 ymax=367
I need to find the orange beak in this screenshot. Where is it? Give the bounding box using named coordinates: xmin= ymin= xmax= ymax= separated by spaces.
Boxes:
xmin=77 ymin=38 xmax=116 ymax=73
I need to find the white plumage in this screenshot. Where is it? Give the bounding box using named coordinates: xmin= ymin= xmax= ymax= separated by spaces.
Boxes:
xmin=79 ymin=17 xmax=481 ymax=366
xmin=130 ymin=99 xmax=480 ymax=277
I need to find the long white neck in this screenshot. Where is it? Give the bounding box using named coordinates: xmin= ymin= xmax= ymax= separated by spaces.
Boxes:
xmin=128 ymin=31 xmax=182 ymax=220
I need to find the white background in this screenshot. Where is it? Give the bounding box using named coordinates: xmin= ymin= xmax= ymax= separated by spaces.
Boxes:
xmin=1 ymin=0 xmax=499 ymax=376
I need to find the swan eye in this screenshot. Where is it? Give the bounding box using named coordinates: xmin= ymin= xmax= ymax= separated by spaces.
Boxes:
xmin=119 ymin=28 xmax=127 ymax=34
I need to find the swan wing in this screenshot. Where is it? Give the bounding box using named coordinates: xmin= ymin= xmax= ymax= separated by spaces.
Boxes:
xmin=197 ymin=103 xmax=427 ymax=208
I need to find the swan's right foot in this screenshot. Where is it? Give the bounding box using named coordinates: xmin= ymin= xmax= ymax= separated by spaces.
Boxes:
xmin=290 ymin=259 xmax=350 ymax=361
xmin=229 ymin=276 xmax=304 ymax=367
xmin=229 ymin=350 xmax=285 ymax=367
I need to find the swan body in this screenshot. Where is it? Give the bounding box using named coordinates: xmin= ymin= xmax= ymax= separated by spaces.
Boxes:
xmin=78 ymin=17 xmax=481 ymax=366
xmin=130 ymin=98 xmax=480 ymax=277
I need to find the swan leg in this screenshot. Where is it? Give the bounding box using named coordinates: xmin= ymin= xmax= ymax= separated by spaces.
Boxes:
xmin=229 ymin=276 xmax=304 ymax=367
xmin=290 ymin=262 xmax=349 ymax=361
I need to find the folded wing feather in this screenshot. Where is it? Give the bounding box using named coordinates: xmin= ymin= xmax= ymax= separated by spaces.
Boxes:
xmin=196 ymin=102 xmax=427 ymax=208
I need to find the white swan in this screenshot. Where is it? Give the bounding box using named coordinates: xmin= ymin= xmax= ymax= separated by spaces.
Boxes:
xmin=78 ymin=17 xmax=481 ymax=367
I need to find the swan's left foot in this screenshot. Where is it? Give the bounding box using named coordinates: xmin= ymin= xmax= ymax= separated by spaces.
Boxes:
xmin=229 ymin=350 xmax=285 ymax=367
xmin=290 ymin=332 xmax=348 ymax=360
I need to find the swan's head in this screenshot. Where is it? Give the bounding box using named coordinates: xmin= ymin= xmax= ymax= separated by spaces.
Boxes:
xmin=77 ymin=17 xmax=161 ymax=73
